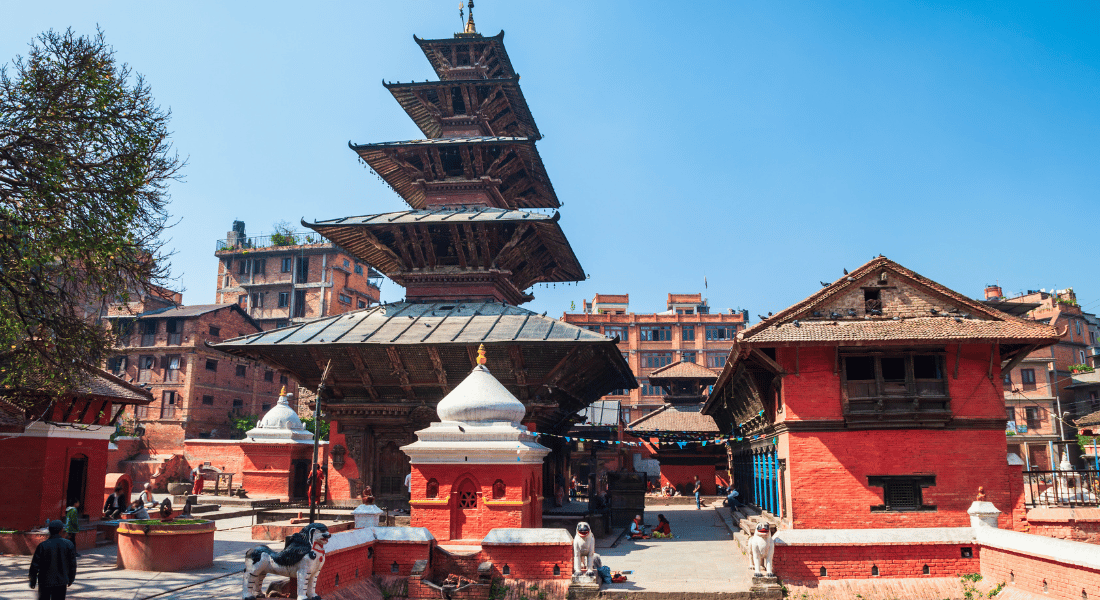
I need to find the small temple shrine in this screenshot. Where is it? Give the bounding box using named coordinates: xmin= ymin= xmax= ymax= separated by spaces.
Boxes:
xmin=402 ymin=345 xmax=549 ymax=541
xmin=237 ymin=387 xmax=319 ymax=499
xmin=626 ymin=360 xmax=725 ymax=495
xmin=214 ymin=6 xmax=634 ymax=505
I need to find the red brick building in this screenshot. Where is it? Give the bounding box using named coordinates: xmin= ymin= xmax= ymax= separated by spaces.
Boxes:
xmin=0 ymin=367 xmax=151 ymax=534
xmin=563 ymin=293 xmax=747 ymax=423
xmin=214 ymin=220 xmax=382 ymax=330
xmin=104 ymin=301 xmax=296 ymax=451
xmin=703 ymin=257 xmax=1059 ymax=530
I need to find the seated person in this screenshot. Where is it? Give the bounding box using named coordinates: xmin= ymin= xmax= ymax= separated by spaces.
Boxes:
xmin=123 ymin=500 xmax=150 ymax=520
xmin=138 ymin=483 xmax=157 ymax=508
xmin=726 ymin=488 xmax=742 ymax=508
xmin=652 ymin=513 xmax=672 ymax=538
xmin=629 ymin=514 xmax=649 ymax=539
xmin=103 ymin=487 xmax=124 ymax=520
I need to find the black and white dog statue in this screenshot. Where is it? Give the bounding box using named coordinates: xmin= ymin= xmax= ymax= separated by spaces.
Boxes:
xmin=243 ymin=523 xmax=331 ymax=600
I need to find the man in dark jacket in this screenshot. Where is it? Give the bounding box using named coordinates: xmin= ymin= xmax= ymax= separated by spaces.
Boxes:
xmin=29 ymin=520 xmax=76 ymax=599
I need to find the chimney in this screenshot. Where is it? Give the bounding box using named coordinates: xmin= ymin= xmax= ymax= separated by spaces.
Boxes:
xmin=984 ymin=285 xmax=1002 ymax=300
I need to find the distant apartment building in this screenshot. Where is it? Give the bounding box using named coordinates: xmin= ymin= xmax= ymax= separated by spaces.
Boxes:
xmin=214 ymin=221 xmax=382 ymax=330
xmin=104 ymin=298 xmax=297 ymax=451
xmin=562 ymin=293 xmax=748 ymax=422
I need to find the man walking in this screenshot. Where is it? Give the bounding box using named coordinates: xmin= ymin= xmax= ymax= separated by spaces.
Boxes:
xmin=693 ymin=476 xmax=702 ymax=510
xmin=29 ymin=520 xmax=77 ymax=600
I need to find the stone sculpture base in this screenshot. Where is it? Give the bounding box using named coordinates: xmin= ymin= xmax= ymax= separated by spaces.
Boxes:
xmin=567 ymin=576 xmax=600 ymax=600
xmin=750 ymin=574 xmax=783 ymax=599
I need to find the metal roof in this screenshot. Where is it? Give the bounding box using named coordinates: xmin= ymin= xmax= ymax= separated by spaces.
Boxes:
xmin=413 ymin=31 xmax=516 ymax=81
xmin=311 ymin=207 xmax=556 ymax=226
xmin=384 ymin=78 xmax=540 ymax=140
xmin=215 ymin=301 xmax=613 ymax=347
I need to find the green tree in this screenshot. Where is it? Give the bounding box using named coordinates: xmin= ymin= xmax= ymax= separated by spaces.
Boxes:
xmin=269 ymin=220 xmax=298 ymax=246
xmin=301 ymin=416 xmax=329 ymax=441
xmin=0 ymin=29 xmax=181 ymax=405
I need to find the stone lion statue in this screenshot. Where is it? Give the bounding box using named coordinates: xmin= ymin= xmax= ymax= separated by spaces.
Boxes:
xmin=749 ymin=522 xmax=775 ymax=577
xmin=243 ymin=523 xmax=331 ymax=600
xmin=573 ymin=521 xmax=600 ymax=577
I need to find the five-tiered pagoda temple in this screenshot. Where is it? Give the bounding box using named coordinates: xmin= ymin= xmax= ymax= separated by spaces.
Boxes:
xmin=215 ymin=9 xmax=635 ymax=504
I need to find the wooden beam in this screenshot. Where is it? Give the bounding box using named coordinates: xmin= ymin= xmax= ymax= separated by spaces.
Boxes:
xmin=386 ymin=347 xmax=413 ymax=396
xmin=108 ymin=404 xmax=127 ymax=426
xmin=988 ymin=343 xmax=997 ymax=380
xmin=75 ymin=399 xmax=94 ymax=425
xmin=749 ymin=348 xmax=786 ymax=376
xmin=1000 ymin=344 xmax=1038 ymax=378
xmin=462 ymin=223 xmax=481 ymax=268
xmin=954 ymin=343 xmax=961 ymax=380
xmin=427 ymin=347 xmax=448 ymax=389
xmin=390 ymin=227 xmax=418 ymax=268
xmin=449 ymin=224 xmax=469 ymax=269
xmin=509 ymin=346 xmax=529 ymax=400
xmin=347 ymin=347 xmax=380 ymax=400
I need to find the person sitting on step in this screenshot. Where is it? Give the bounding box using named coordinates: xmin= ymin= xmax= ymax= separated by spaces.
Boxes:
xmin=652 ymin=514 xmax=672 ymax=538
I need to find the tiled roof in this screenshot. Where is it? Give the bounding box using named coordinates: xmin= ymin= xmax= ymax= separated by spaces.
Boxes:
xmin=745 ymin=317 xmax=1056 ymax=345
xmin=647 ymin=361 xmax=720 ymax=381
xmin=74 ymin=368 xmax=154 ymax=404
xmin=592 ymin=294 xmax=629 ymax=304
xmin=740 ymin=257 xmax=1059 ymax=345
xmin=1076 ymin=409 xmax=1100 ymax=428
xmin=628 ymin=404 xmax=719 ymax=433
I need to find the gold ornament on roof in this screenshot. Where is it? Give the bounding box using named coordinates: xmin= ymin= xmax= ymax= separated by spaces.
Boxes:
xmin=464 ymin=0 xmax=477 ymax=34
xmin=280 ymin=385 xmax=286 ymax=395
xmin=477 ymin=344 xmax=487 ymax=366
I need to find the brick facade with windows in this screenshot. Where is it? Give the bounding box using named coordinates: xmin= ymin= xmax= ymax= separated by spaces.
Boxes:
xmin=562 ymin=293 xmax=747 ymax=423
xmin=105 ymin=300 xmax=297 ymax=452
xmin=704 ymin=257 xmax=1059 ymax=531
xmin=214 ymin=221 xmax=382 ymax=330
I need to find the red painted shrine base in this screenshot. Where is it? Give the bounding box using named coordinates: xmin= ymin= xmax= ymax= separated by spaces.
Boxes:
xmin=116 ymin=520 xmax=215 ymax=571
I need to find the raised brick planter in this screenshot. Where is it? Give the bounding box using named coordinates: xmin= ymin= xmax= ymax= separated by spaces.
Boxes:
xmin=116 ymin=520 xmax=215 ymax=571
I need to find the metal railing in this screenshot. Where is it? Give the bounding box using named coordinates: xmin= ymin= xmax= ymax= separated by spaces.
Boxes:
xmin=216 ymin=232 xmax=329 ymax=252
xmin=1023 ymin=469 xmax=1100 ymax=508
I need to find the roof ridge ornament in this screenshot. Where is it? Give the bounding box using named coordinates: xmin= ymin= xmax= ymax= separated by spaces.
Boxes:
xmin=477 ymin=343 xmax=487 ymax=366
xmin=465 ymin=0 xmax=477 ymax=34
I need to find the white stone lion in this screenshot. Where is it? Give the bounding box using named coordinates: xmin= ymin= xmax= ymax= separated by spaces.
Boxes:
xmin=749 ymin=522 xmax=774 ymax=577
xmin=243 ymin=523 xmax=331 ymax=600
xmin=573 ymin=521 xmax=600 ymax=577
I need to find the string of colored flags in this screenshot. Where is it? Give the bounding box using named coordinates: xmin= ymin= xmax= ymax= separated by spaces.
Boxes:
xmin=531 ymin=411 xmax=771 ymax=449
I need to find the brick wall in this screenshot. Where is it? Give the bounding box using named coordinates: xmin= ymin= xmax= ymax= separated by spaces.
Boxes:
xmin=658 ymin=463 xmax=717 ymax=496
xmin=482 ymin=545 xmax=572 ymax=580
xmin=315 ymin=542 xmax=375 ymax=595
xmin=787 ymin=429 xmax=1017 ymax=529
xmin=374 ymin=540 xmax=434 ymax=577
xmin=980 ymin=545 xmax=1100 ymax=599
xmin=774 ymin=543 xmax=979 ymax=582
xmin=1026 ymin=507 xmax=1100 ymax=544
xmin=0 ymin=434 xmax=109 ymax=531
xmin=410 ymin=464 xmax=542 ymax=541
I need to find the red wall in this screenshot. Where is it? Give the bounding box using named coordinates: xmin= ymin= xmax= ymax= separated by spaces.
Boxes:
xmin=182 ymin=440 xmax=321 ymax=499
xmin=775 ymin=343 xmax=1019 ymax=529
xmin=981 ymin=545 xmax=1100 ymax=599
xmin=410 ymin=464 xmax=542 ymax=541
xmin=774 ymin=543 xmax=980 ymax=581
xmin=658 ymin=464 xmax=718 ymax=496
xmin=0 ymin=434 xmax=108 ymax=531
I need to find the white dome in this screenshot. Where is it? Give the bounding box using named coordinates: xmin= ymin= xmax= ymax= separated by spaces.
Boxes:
xmin=436 ymin=365 xmax=526 ymax=424
xmin=246 ymin=390 xmax=313 ymax=442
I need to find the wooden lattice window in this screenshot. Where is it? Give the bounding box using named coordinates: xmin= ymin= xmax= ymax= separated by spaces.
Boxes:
xmin=868 ymin=475 xmax=936 ymax=512
xmin=459 ymin=490 xmax=477 ymax=508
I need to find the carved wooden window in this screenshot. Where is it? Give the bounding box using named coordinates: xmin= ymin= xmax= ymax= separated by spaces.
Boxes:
xmin=841 ymin=352 xmax=949 ymax=415
xmin=868 ymin=475 xmax=936 ymax=512
xmin=459 ymin=490 xmax=477 ymax=508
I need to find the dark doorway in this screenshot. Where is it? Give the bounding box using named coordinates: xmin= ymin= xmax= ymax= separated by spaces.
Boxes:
xmin=66 ymin=455 xmax=88 ymax=512
xmin=292 ymin=460 xmax=310 ymax=500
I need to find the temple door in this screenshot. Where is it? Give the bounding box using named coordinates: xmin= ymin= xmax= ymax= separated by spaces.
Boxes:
xmin=452 ymin=479 xmax=478 ymax=540
xmin=377 ymin=442 xmax=410 ymax=497
xmin=66 ymin=455 xmax=88 ymax=513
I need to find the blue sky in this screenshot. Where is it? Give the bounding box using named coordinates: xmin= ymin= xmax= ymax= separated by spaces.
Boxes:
xmin=3 ymin=1 xmax=1098 ymax=317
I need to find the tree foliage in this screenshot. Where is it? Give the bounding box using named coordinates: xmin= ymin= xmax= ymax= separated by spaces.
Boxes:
xmin=0 ymin=28 xmax=181 ymax=405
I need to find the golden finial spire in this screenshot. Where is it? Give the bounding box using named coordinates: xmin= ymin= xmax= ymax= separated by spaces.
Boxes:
xmin=477 ymin=343 xmax=487 ymax=366
xmin=464 ymin=0 xmax=477 ymax=34
xmin=280 ymin=385 xmax=286 ymax=396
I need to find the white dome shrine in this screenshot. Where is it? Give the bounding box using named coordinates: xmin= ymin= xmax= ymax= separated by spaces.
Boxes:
xmin=245 ymin=388 xmax=313 ymax=443
xmin=436 ymin=364 xmax=527 ymax=424
xmin=401 ymin=345 xmax=548 ymax=465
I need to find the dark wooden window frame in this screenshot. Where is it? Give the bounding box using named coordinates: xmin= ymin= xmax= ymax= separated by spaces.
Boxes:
xmin=868 ymin=475 xmax=936 ymax=512
xmin=840 ymin=349 xmax=951 ymax=427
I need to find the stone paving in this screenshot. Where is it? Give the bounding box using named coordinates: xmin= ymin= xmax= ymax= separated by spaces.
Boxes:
xmin=0 ymin=507 xmax=755 ymax=599
xmin=598 ymin=505 xmax=753 ymax=594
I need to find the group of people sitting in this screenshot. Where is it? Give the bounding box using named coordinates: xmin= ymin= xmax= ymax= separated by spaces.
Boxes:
xmin=99 ymin=483 xmax=194 ymax=521
xmin=628 ymin=513 xmax=673 ymax=540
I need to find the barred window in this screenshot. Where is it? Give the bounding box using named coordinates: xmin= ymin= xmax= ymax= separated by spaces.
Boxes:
xmin=868 ymin=475 xmax=935 ymax=512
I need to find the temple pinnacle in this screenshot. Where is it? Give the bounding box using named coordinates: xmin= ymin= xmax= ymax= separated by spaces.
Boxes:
xmin=465 ymin=0 xmax=476 ymax=34
xmin=279 ymin=385 xmax=286 ymax=396
xmin=477 ymin=343 xmax=487 ymax=366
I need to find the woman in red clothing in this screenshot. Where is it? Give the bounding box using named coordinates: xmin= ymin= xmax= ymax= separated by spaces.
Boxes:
xmin=652 ymin=514 xmax=672 ymax=538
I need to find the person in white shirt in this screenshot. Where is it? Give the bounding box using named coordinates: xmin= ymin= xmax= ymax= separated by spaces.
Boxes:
xmin=404 ymin=472 xmax=412 ymax=498
xmin=138 ymin=484 xmax=157 ymax=508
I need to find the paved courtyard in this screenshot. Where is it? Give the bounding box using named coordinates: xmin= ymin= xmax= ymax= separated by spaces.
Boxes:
xmin=0 ymin=507 xmax=753 ymax=599
xmin=599 ymin=505 xmax=753 ymax=594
